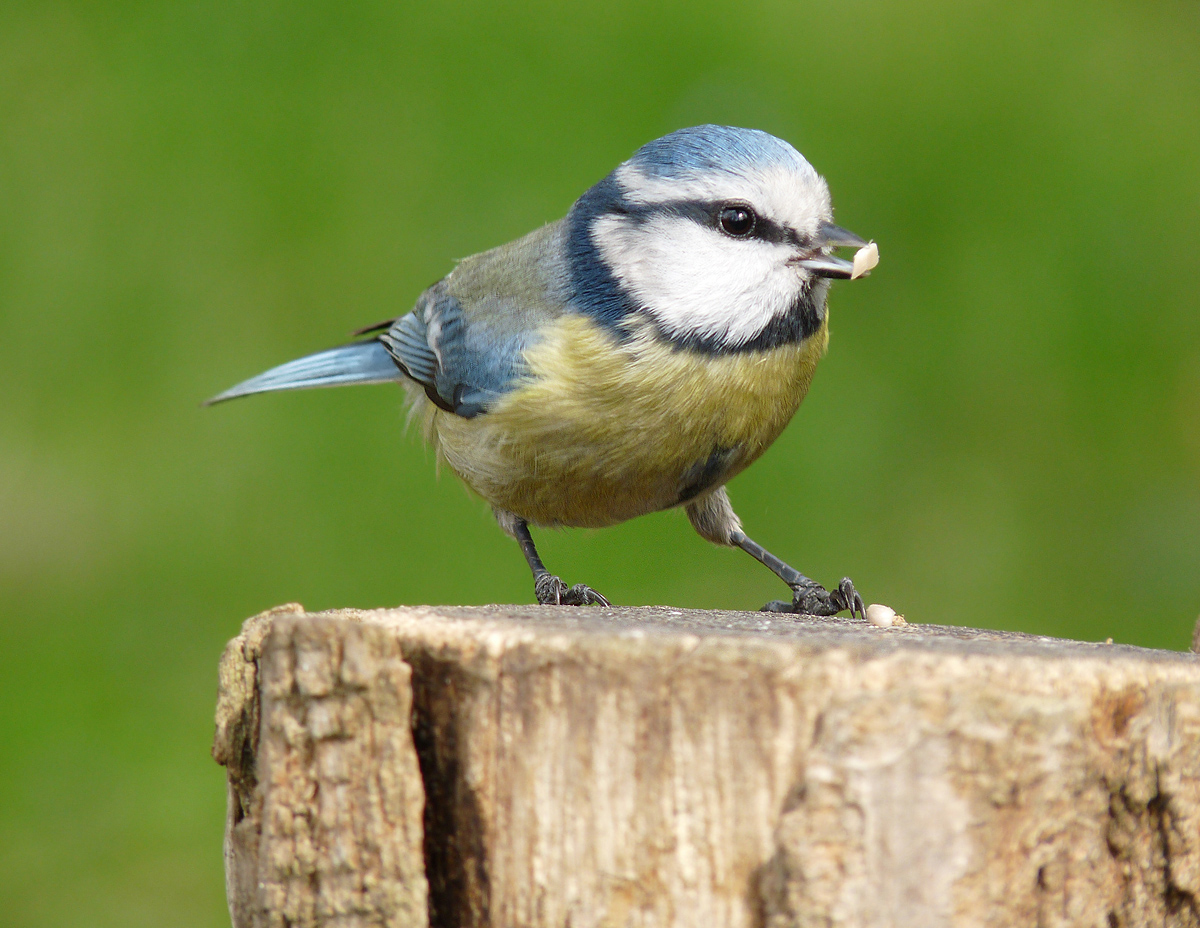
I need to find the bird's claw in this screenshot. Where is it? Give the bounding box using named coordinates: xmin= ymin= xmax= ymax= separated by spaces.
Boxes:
xmin=760 ymin=576 xmax=865 ymax=619
xmin=835 ymin=578 xmax=867 ymax=620
xmin=563 ymin=584 xmax=610 ymax=606
xmin=535 ymin=572 xmax=610 ymax=607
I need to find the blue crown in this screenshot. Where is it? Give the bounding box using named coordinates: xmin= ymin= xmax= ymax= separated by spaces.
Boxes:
xmin=627 ymin=125 xmax=811 ymax=181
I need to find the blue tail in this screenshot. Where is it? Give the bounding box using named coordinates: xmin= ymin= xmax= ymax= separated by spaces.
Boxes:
xmin=205 ymin=340 xmax=404 ymax=405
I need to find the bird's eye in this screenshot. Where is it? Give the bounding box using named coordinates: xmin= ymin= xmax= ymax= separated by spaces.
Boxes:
xmin=718 ymin=205 xmax=756 ymax=237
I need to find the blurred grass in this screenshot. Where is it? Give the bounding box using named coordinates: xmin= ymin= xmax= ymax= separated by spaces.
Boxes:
xmin=2 ymin=0 xmax=1200 ymax=924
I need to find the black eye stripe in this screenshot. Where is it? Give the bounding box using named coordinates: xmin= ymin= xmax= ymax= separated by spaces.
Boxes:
xmin=610 ymin=198 xmax=801 ymax=246
xmin=741 ymin=214 xmax=798 ymax=246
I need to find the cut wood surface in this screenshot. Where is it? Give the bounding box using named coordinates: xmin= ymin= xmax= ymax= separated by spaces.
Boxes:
xmin=213 ymin=604 xmax=1200 ymax=928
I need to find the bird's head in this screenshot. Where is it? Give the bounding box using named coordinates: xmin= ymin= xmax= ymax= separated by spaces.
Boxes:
xmin=566 ymin=125 xmax=872 ymax=352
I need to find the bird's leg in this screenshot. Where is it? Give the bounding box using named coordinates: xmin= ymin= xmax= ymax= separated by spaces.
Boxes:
xmin=730 ymin=531 xmax=865 ymax=618
xmin=506 ymin=515 xmax=610 ymax=607
xmin=685 ymin=487 xmax=864 ymax=618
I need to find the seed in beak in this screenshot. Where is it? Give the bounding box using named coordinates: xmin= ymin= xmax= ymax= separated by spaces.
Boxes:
xmin=850 ymin=242 xmax=879 ymax=280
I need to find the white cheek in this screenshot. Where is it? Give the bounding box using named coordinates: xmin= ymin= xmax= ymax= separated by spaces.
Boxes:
xmin=593 ymin=215 xmax=801 ymax=345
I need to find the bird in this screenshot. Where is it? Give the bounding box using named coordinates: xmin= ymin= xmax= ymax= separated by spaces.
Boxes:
xmin=208 ymin=125 xmax=878 ymax=617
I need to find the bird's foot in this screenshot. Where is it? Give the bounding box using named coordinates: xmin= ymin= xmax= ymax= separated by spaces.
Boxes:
xmin=535 ymin=572 xmax=610 ymax=607
xmin=761 ymin=577 xmax=865 ymax=619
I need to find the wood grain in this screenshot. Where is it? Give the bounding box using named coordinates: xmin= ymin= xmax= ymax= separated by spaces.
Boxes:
xmin=215 ymin=604 xmax=1200 ymax=927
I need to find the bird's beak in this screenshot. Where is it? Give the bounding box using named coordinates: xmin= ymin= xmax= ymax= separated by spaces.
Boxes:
xmin=818 ymin=222 xmax=868 ymax=248
xmin=792 ymin=222 xmax=879 ymax=279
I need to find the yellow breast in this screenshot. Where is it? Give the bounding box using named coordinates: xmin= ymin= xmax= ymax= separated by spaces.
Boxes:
xmin=422 ymin=313 xmax=828 ymax=527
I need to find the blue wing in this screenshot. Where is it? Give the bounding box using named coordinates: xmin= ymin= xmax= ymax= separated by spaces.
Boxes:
xmin=379 ymin=220 xmax=576 ymax=417
xmin=380 ymin=283 xmax=533 ymax=419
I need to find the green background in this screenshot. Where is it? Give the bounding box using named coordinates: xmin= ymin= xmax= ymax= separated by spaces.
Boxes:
xmin=3 ymin=1 xmax=1199 ymax=924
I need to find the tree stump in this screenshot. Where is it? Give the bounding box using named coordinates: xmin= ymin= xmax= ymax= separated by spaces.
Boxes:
xmin=213 ymin=604 xmax=1200 ymax=928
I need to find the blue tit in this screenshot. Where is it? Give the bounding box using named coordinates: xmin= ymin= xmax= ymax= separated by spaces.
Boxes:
xmin=208 ymin=125 xmax=878 ymax=616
